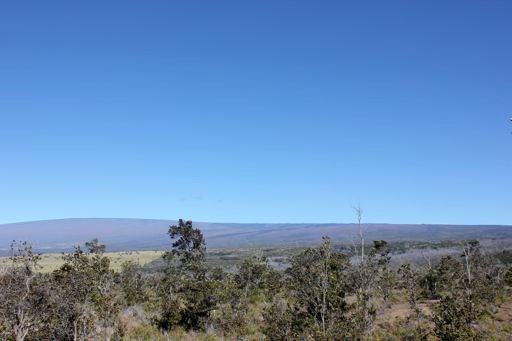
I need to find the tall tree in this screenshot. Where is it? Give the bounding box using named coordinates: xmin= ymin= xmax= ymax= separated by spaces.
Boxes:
xmin=158 ymin=219 xmax=217 ymax=331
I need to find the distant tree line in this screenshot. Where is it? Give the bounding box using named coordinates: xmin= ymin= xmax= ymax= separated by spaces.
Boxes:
xmin=0 ymin=219 xmax=511 ymax=340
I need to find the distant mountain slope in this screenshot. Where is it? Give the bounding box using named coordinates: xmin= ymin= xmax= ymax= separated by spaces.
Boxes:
xmin=0 ymin=218 xmax=511 ymax=254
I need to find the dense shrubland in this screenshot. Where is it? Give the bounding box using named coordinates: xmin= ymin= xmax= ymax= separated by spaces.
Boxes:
xmin=0 ymin=220 xmax=511 ymax=340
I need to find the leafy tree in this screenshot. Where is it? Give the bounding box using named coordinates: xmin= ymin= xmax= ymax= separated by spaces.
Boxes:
xmin=1 ymin=223 xmax=510 ymax=340
xmin=505 ymin=266 xmax=512 ymax=286
xmin=164 ymin=219 xmax=206 ymax=268
xmin=51 ymin=239 xmax=119 ymax=340
xmin=264 ymin=237 xmax=350 ymax=340
xmin=262 ymin=294 xmax=302 ymax=341
xmin=348 ymin=240 xmax=390 ymax=339
xmin=433 ymin=295 xmax=481 ymax=340
xmin=234 ymin=254 xmax=280 ymax=301
xmin=398 ymin=264 xmax=429 ymax=339
xmin=210 ymin=254 xmax=282 ymax=336
xmin=0 ymin=241 xmax=48 ymax=341
xmin=118 ymin=260 xmax=147 ymax=306
xmin=157 ymin=219 xmax=218 ymax=331
xmin=435 ymin=255 xmax=464 ymax=295
xmin=432 ymin=240 xmax=504 ymax=340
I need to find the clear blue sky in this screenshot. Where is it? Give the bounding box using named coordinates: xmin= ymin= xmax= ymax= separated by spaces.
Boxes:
xmin=1 ymin=1 xmax=511 ymax=225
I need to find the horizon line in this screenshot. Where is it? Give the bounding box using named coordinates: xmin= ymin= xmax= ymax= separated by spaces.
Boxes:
xmin=1 ymin=217 xmax=511 ymax=227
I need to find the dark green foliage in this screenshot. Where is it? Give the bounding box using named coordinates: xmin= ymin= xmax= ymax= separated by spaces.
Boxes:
xmin=157 ymin=219 xmax=219 ymax=331
xmin=264 ymin=237 xmax=351 ymax=340
xmin=50 ymin=239 xmax=120 ymax=340
xmin=431 ymin=240 xmax=504 ymax=340
xmin=417 ymin=255 xmax=464 ymax=301
xmin=0 ymin=241 xmax=49 ymax=341
xmin=435 ymin=256 xmax=464 ymax=293
xmin=164 ymin=219 xmax=206 ymax=266
xmin=419 ymin=266 xmax=439 ymax=299
xmin=234 ymin=254 xmax=281 ymax=300
xmin=398 ymin=264 xmax=420 ymax=310
xmin=505 ymin=266 xmax=512 ymax=286
xmin=262 ymin=295 xmax=304 ymax=341
xmin=378 ymin=266 xmax=397 ymax=307
xmin=210 ymin=280 xmax=249 ymax=335
xmin=397 ymin=264 xmax=429 ymax=340
xmin=495 ymin=249 xmax=512 ymax=265
xmin=0 ymin=229 xmax=510 ymax=340
xmin=211 ymin=255 xmax=283 ymax=336
xmin=347 ymin=240 xmax=391 ymax=339
xmin=433 ymin=295 xmax=481 ymax=340
xmin=85 ymin=238 xmax=106 ymax=254
xmin=118 ymin=260 xmax=147 ymax=306
xmin=0 ymin=239 xmax=121 ymax=340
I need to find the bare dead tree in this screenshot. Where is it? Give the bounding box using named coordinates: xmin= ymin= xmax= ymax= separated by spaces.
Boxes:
xmin=353 ymin=204 xmax=365 ymax=263
xmin=421 ymin=251 xmax=433 ymax=270
xmin=461 ymin=240 xmax=480 ymax=297
xmin=319 ymin=236 xmax=332 ymax=337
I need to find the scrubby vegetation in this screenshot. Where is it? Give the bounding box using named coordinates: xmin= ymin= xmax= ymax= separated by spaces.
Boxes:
xmin=0 ymin=219 xmax=511 ymax=340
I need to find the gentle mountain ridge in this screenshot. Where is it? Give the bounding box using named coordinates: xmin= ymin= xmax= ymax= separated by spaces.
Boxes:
xmin=0 ymin=218 xmax=511 ymax=254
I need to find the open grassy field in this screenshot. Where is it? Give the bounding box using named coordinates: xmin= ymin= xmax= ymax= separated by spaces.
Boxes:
xmin=0 ymin=246 xmax=301 ymax=273
xmin=0 ymin=250 xmax=165 ymax=273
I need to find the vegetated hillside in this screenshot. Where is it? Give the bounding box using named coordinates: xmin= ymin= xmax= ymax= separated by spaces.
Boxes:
xmin=2 ymin=220 xmax=511 ymax=340
xmin=0 ymin=218 xmax=511 ymax=254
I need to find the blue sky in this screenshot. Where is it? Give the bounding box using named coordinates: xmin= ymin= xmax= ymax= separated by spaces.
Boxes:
xmin=1 ymin=1 xmax=511 ymax=225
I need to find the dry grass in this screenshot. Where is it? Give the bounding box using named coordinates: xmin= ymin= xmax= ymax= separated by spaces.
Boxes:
xmin=0 ymin=250 xmax=164 ymax=273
